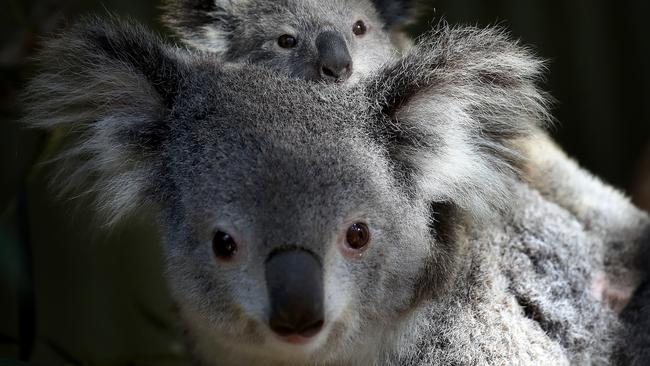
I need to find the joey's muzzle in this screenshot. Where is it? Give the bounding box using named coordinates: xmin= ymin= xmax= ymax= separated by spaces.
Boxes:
xmin=265 ymin=249 xmax=324 ymax=339
xmin=315 ymin=30 xmax=352 ymax=82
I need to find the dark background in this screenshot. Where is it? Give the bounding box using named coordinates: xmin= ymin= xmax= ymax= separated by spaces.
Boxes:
xmin=1 ymin=0 xmax=649 ymax=364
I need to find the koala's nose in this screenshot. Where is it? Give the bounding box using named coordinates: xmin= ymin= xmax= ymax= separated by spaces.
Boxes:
xmin=265 ymin=249 xmax=324 ymax=339
xmin=315 ymin=30 xmax=352 ymax=82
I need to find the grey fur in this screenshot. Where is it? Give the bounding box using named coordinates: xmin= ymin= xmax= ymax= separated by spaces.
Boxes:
xmin=619 ymin=278 xmax=650 ymax=365
xmin=22 ymin=17 xmax=650 ymax=365
xmin=520 ymin=132 xmax=650 ymax=302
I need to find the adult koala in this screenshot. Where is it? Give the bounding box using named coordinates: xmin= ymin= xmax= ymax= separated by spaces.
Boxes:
xmin=163 ymin=0 xmax=650 ymax=313
xmin=23 ymin=17 xmax=649 ymax=365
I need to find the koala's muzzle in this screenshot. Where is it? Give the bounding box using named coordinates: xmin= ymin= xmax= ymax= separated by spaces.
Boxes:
xmin=315 ymin=30 xmax=352 ymax=82
xmin=265 ymin=249 xmax=324 ymax=339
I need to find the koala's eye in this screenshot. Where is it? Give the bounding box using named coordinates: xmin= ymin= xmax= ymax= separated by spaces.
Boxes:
xmin=212 ymin=231 xmax=238 ymax=259
xmin=278 ymin=34 xmax=298 ymax=48
xmin=346 ymin=223 xmax=370 ymax=250
xmin=352 ymin=20 xmax=367 ymax=36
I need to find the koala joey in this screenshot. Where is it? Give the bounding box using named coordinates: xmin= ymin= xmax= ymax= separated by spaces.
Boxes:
xmin=162 ymin=0 xmax=417 ymax=84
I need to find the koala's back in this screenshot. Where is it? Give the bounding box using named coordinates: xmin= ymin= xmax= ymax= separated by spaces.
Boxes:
xmin=396 ymin=181 xmax=626 ymax=365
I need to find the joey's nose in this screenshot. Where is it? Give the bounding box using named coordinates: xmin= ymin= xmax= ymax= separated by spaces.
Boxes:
xmin=265 ymin=249 xmax=324 ymax=339
xmin=315 ymin=30 xmax=352 ymax=82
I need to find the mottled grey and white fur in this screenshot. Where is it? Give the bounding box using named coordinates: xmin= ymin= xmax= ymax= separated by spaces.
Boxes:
xmin=23 ymin=17 xmax=650 ymax=365
xmin=161 ymin=0 xmax=417 ymax=83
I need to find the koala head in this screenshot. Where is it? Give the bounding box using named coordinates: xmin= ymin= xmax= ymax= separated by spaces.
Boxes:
xmin=24 ymin=18 xmax=547 ymax=364
xmin=162 ymin=0 xmax=416 ymax=84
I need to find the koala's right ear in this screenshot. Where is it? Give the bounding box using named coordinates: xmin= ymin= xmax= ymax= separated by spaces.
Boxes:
xmin=372 ymin=0 xmax=419 ymax=29
xmin=366 ymin=25 xmax=550 ymax=221
xmin=23 ymin=17 xmax=189 ymax=224
xmin=162 ymin=0 xmax=247 ymax=54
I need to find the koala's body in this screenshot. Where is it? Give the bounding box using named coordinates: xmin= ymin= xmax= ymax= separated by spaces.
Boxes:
xmin=23 ymin=17 xmax=650 ymax=366
xmin=164 ymin=0 xmax=650 ymax=317
xmin=163 ymin=0 xmax=650 ymax=359
xmin=162 ymin=0 xmax=417 ymax=84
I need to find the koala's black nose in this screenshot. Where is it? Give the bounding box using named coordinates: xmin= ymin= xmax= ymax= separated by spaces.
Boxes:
xmin=265 ymin=249 xmax=324 ymax=338
xmin=315 ymin=30 xmax=352 ymax=82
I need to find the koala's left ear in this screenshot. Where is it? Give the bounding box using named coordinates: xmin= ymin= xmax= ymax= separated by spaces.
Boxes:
xmin=23 ymin=17 xmax=192 ymax=224
xmin=367 ymin=25 xmax=550 ymax=220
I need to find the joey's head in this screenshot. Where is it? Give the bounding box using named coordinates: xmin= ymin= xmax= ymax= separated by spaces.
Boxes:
xmin=24 ymin=18 xmax=548 ymax=364
xmin=162 ymin=0 xmax=416 ymax=84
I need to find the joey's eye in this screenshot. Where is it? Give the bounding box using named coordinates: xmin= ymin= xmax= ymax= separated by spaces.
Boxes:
xmin=212 ymin=231 xmax=238 ymax=259
xmin=352 ymin=20 xmax=367 ymax=36
xmin=346 ymin=223 xmax=370 ymax=250
xmin=278 ymin=34 xmax=297 ymax=48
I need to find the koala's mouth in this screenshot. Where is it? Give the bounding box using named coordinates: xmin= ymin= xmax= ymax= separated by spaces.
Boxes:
xmin=267 ymin=331 xmax=336 ymax=361
xmin=266 ymin=320 xmax=333 ymax=354
xmin=277 ymin=331 xmax=320 ymax=345
xmin=272 ymin=318 xmax=325 ymax=340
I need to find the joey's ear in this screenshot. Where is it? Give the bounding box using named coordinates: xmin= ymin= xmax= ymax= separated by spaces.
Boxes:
xmin=23 ymin=17 xmax=189 ymax=224
xmin=367 ymin=25 xmax=550 ymax=220
xmin=371 ymin=0 xmax=419 ymax=29
xmin=162 ymin=0 xmax=247 ymax=53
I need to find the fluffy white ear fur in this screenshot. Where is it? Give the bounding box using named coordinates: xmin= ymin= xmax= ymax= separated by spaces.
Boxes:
xmin=369 ymin=26 xmax=550 ymax=222
xmin=196 ymin=23 xmax=230 ymax=53
xmin=23 ymin=17 xmax=183 ymax=225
